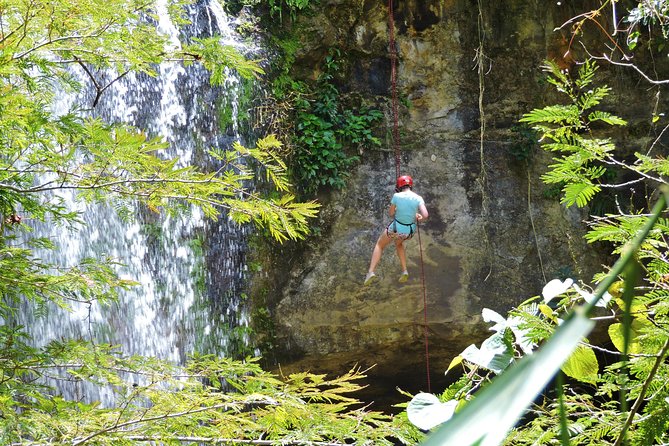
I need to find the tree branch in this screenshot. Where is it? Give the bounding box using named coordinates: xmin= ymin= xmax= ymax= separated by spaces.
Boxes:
xmin=598 ymin=177 xmax=646 ymax=189
xmin=613 ymin=337 xmax=669 ymax=446
xmin=24 ymin=362 xmax=197 ymax=379
xmin=73 ymin=55 xmax=132 ymax=107
xmin=13 ymin=28 xmax=110 ymax=60
xmin=0 ymin=175 xmax=311 ymax=220
xmin=591 ymin=53 xmax=669 ymax=85
xmin=71 ymin=399 xmax=278 ymax=445
xmin=602 ymin=154 xmax=666 ymax=185
xmin=0 ymin=175 xmax=232 ymax=194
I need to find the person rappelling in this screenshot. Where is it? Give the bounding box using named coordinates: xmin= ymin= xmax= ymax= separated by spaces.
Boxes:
xmin=364 ymin=175 xmax=428 ymax=285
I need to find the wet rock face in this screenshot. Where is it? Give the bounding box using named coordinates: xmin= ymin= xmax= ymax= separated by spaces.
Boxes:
xmin=254 ymin=0 xmax=629 ymax=398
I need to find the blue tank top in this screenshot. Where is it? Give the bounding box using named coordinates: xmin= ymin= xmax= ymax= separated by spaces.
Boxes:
xmin=390 ymin=190 xmax=424 ymax=234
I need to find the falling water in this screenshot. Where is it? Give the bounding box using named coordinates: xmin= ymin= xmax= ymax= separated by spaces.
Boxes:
xmin=19 ymin=0 xmax=255 ymax=399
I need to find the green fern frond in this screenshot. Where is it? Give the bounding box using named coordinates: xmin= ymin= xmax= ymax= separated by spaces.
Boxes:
xmin=575 ymin=59 xmax=598 ymax=90
xmin=585 ymin=164 xmax=607 ymax=179
xmin=185 ymin=37 xmax=264 ymax=83
xmin=581 ymin=137 xmax=617 ymax=157
xmin=520 ymin=105 xmax=581 ymax=126
xmin=561 ymin=182 xmax=601 ymax=207
xmin=589 ymin=423 xmax=615 ymax=442
xmin=585 ymin=219 xmax=628 ymax=244
xmin=541 ymin=168 xmax=576 ymax=184
xmin=520 ymin=59 xmax=628 ymax=211
xmin=543 ymin=141 xmax=583 ymax=153
xmin=636 ymin=153 xmax=669 ymax=176
xmin=542 ymin=60 xmax=569 ymax=84
xmin=645 ymin=288 xmax=669 ymax=302
xmin=588 ymin=110 xmax=627 ymax=126
xmin=647 ymin=258 xmax=669 ymax=282
xmin=234 ymin=136 xmax=291 ymax=192
xmin=578 ymin=86 xmax=611 ymax=110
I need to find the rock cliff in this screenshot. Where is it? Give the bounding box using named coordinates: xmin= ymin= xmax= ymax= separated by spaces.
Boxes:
xmin=250 ymin=0 xmax=656 ymax=403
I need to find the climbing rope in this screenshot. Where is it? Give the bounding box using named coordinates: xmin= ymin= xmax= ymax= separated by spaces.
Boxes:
xmin=388 ymin=0 xmax=431 ymax=393
xmin=388 ymin=0 xmax=401 ymax=179
xmin=416 ymin=224 xmax=431 ymax=392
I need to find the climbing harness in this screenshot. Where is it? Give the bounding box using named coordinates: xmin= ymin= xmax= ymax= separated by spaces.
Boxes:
xmin=387 ymin=0 xmax=432 ymax=393
xmin=386 ymin=219 xmax=416 ymax=239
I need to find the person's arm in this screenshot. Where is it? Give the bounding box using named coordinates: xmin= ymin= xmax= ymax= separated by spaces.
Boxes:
xmin=416 ymin=203 xmax=428 ymax=222
xmin=389 ymin=193 xmax=397 ymax=217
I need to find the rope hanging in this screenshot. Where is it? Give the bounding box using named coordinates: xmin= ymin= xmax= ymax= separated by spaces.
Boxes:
xmin=416 ymin=224 xmax=431 ymax=392
xmin=388 ymin=0 xmax=401 ymax=179
xmin=387 ymin=0 xmax=431 ymax=393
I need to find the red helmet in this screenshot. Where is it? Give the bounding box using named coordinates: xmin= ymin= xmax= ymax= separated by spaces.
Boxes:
xmin=396 ymin=175 xmax=413 ymax=189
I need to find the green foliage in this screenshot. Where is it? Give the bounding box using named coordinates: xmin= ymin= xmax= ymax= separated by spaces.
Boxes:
xmin=560 ymin=344 xmax=598 ymax=384
xmin=267 ymin=0 xmax=312 ymax=21
xmin=520 ymin=60 xmax=625 ymax=208
xmin=0 ymin=0 xmax=316 ymax=242
xmin=445 ymin=295 xmax=601 ymax=386
xmin=509 ymin=124 xmax=539 ymax=162
xmin=289 ymin=50 xmax=383 ymax=195
xmin=1 ymin=347 xmax=413 ymax=444
xmin=225 ymin=136 xmax=320 ymax=241
xmin=626 ymin=1 xmax=669 ymax=48
xmin=184 ymin=37 xmax=264 ymax=84
xmin=262 ymin=28 xmax=383 ymax=196
xmin=269 ymin=35 xmax=302 ymax=96
xmin=226 ymin=0 xmax=312 ymax=22
xmin=0 ymin=241 xmax=137 ymax=312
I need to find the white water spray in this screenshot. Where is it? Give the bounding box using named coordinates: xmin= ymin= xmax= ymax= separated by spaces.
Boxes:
xmin=19 ymin=0 xmax=253 ymax=402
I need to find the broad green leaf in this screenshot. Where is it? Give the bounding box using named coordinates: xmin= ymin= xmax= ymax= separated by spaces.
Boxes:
xmin=608 ymin=319 xmax=652 ymax=354
xmin=482 ymin=308 xmax=507 ymax=328
xmin=423 ymin=309 xmax=595 ymax=446
xmin=481 ymin=308 xmax=535 ymax=354
xmin=561 ymin=344 xmax=598 ymax=384
xmin=613 ymin=297 xmax=648 ymax=318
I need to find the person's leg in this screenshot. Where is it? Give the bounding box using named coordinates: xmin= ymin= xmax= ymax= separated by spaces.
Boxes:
xmin=365 ymin=232 xmax=393 ymax=285
xmin=368 ymin=231 xmax=392 ymax=274
xmin=396 ymin=237 xmax=410 ymax=282
xmin=395 ymin=238 xmax=408 ymax=273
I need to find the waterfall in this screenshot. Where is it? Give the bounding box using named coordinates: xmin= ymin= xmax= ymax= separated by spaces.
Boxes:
xmin=18 ymin=0 xmax=254 ymax=399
